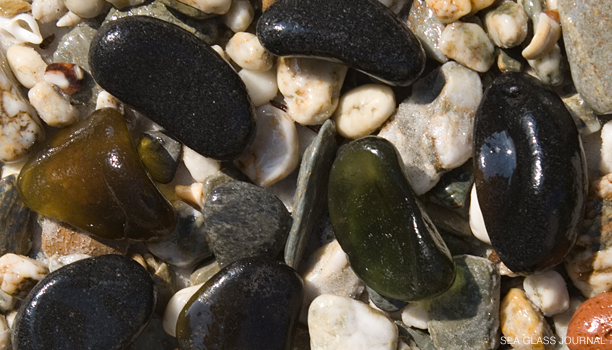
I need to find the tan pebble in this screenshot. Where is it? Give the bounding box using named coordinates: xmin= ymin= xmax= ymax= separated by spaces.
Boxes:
xmin=0 ymin=253 xmax=48 ymax=297
xmin=41 ymin=217 xmax=128 ymax=257
xmin=566 ymin=292 xmax=612 ymax=350
xmin=262 ymin=0 xmax=276 ymax=11
xmin=6 ymin=44 xmax=46 ymax=89
xmin=0 ymin=0 xmax=32 ymax=18
xmin=130 ymin=253 xmax=146 ymax=268
xmin=425 ymin=0 xmax=472 ymax=24
xmin=500 ymin=288 xmax=554 ymax=350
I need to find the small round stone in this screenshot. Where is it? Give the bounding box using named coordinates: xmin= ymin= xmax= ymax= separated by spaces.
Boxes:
xmin=567 ymin=292 xmax=612 ymax=350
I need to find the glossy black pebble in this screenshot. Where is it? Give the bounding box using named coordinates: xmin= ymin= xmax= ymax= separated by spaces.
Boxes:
xmin=177 ymin=258 xmax=303 ymax=350
xmin=12 ymin=254 xmax=156 ymax=350
xmin=473 ymin=72 xmax=587 ymax=274
xmin=89 ymin=16 xmax=256 ymax=161
xmin=257 ymin=0 xmax=426 ymax=86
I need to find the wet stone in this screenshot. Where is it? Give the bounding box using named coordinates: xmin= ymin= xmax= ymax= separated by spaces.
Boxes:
xmin=473 ymin=72 xmax=587 ymax=274
xmin=285 ymin=119 xmax=338 ymax=269
xmin=12 ymin=254 xmax=156 ymax=350
xmin=257 ymin=0 xmax=426 ymax=86
xmin=176 ymin=258 xmax=303 ymax=350
xmin=328 ymin=136 xmax=455 ymax=301
xmin=129 ymin=314 xmax=178 ymax=350
xmin=428 ymin=255 xmax=501 ymax=350
xmin=203 ymin=181 xmax=292 ymax=268
xmin=90 ymin=16 xmax=256 ymax=161
xmin=566 ymin=292 xmax=612 ymax=350
xmin=18 ymin=108 xmax=177 ymax=241
xmin=137 ymin=131 xmax=182 ymax=184
xmin=0 ymin=175 xmax=32 ymax=256
xmin=146 ymin=200 xmax=212 ymax=268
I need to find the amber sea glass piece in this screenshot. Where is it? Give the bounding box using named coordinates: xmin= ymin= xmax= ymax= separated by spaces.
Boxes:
xmin=18 ymin=108 xmax=177 ymax=241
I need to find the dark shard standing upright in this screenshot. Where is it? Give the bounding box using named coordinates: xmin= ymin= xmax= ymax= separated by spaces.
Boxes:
xmin=473 ymin=72 xmax=587 ymax=274
xmin=257 ymin=0 xmax=426 ymax=86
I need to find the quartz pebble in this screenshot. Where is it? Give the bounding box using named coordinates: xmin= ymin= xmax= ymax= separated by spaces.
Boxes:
xmin=64 ymin=0 xmax=105 ymax=18
xmin=163 ymin=283 xmax=203 ymax=337
xmin=285 ymin=120 xmax=337 ymax=268
xmin=424 ymin=0 xmax=471 ymax=24
xmin=401 ymin=302 xmax=430 ymax=330
xmin=469 ymin=184 xmax=491 ymax=244
xmin=258 ymin=0 xmax=426 ymax=86
xmin=328 ymin=137 xmax=455 ymax=301
xmin=31 ymin=0 xmax=66 ymax=23
xmin=405 ymin=0 xmax=448 ymax=63
xmin=6 ymin=44 xmax=45 ymax=89
xmin=558 ymin=0 xmax=612 ymax=114
xmin=500 ymin=288 xmax=554 ymax=350
xmin=12 ymin=255 xmax=156 ymax=350
xmin=308 ymin=294 xmax=398 ymax=350
xmin=222 ymin=0 xmax=254 ymax=32
xmin=526 ymin=43 xmax=563 ymax=86
xmin=203 ymin=181 xmax=292 ymax=268
xmin=177 ymin=258 xmax=303 ymax=350
xmin=18 ymin=108 xmax=177 ymax=241
xmin=239 ymin=68 xmax=278 ymax=107
xmin=440 ymin=22 xmax=495 ymax=73
xmin=90 ymin=16 xmax=256 ymax=161
xmin=473 ymin=73 xmax=586 ymax=274
xmin=552 ymin=297 xmax=583 ymax=350
xmin=41 ymin=217 xmax=129 ymax=257
xmin=182 ymin=146 xmax=221 ymax=183
xmin=523 ymin=270 xmax=569 ymax=316
xmin=600 ymin=121 xmax=612 ymax=174
xmin=235 ymin=104 xmax=299 ymax=187
xmin=146 ymin=200 xmax=212 ymax=268
xmin=0 ymin=174 xmax=32 ymax=256
xmin=484 ymin=1 xmax=528 ymax=49
xmin=565 ymin=173 xmax=612 ymax=298
xmin=277 ymin=57 xmax=347 ymax=125
xmin=332 ymin=84 xmax=395 ymax=139
xmin=28 ymin=81 xmax=79 ymax=127
xmin=428 ymin=255 xmax=501 ymax=350
xmin=46 ymin=253 xmax=91 ymax=272
xmin=225 ymin=32 xmax=274 ymax=71
xmin=566 ymin=292 xmax=612 ymax=349
xmin=300 ymin=240 xmax=365 ymax=323
xmin=379 ymin=61 xmax=482 ymax=195
xmin=0 ymin=50 xmax=43 ymax=162
xmin=0 ymin=253 xmax=47 ymax=297
xmin=522 ymin=11 xmax=561 ymax=60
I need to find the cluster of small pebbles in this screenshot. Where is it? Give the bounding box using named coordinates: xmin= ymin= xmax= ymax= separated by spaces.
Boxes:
xmin=0 ymin=0 xmax=610 ymax=349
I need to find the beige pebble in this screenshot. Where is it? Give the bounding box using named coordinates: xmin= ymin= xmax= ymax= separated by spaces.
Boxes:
xmin=28 ymin=81 xmax=79 ymax=127
xmin=425 ymin=0 xmax=472 ymax=24
xmin=222 ymin=0 xmax=254 ymax=32
xmin=484 ymin=1 xmax=529 ymax=49
xmin=225 ymin=32 xmax=274 ymax=71
xmin=500 ymin=288 xmax=554 ymax=350
xmin=64 ymin=0 xmax=105 ymax=18
xmin=6 ymin=44 xmax=46 ymax=89
xmin=440 ymin=22 xmax=495 ymax=72
xmin=332 ymin=84 xmax=396 ymax=139
xmin=41 ymin=217 xmax=129 ymax=257
xmin=0 ymin=253 xmax=48 ymax=297
xmin=239 ymin=68 xmax=278 ymax=107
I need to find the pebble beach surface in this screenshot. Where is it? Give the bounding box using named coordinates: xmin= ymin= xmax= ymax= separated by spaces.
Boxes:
xmin=0 ymin=0 xmax=610 ymax=349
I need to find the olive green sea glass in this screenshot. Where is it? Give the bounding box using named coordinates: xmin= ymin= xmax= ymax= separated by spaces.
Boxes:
xmin=137 ymin=131 xmax=182 ymax=184
xmin=328 ymin=136 xmax=455 ymax=301
xmin=18 ymin=108 xmax=177 ymax=241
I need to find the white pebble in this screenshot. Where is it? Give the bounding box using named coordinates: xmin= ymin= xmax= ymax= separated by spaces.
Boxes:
xmin=401 ymin=302 xmax=430 ymax=330
xmin=236 ymin=104 xmax=299 ymax=187
xmin=4 ymin=311 xmax=16 ymax=330
xmin=211 ymin=44 xmax=228 ymax=61
xmin=239 ymin=68 xmax=278 ymax=107
xmin=176 ymin=0 xmax=231 ymax=14
xmin=0 ymin=315 xmax=9 ymax=350
xmin=0 ymin=14 xmax=43 ymax=44
xmin=0 ymin=254 xmax=48 ymax=296
xmin=523 ymin=270 xmax=569 ymax=316
xmin=64 ymin=0 xmax=105 ymax=18
xmin=332 ymin=84 xmax=396 ymax=139
xmin=222 ymin=0 xmax=254 ymax=32
xmin=182 ymin=146 xmax=221 ymax=183
xmin=300 ymin=241 xmax=365 ymax=324
xmin=277 ymin=57 xmax=348 ymax=125
xmin=6 ymin=44 xmax=46 ymax=89
xmin=469 ymin=184 xmax=491 ymax=244
xmin=522 ymin=12 xmax=561 ymax=60
xmin=95 ymin=91 xmax=123 ymax=112
xmin=47 ymin=253 xmax=91 ymax=272
xmin=32 ymin=0 xmax=67 ymax=23
xmin=28 ymin=81 xmax=79 ymax=127
xmin=484 ymin=1 xmax=529 ymax=49
xmin=546 ymin=0 xmax=557 ymax=10
xmin=225 ymin=32 xmax=273 ymax=71
xmin=308 ymin=294 xmax=398 ymax=350
xmin=526 ymin=43 xmax=563 ymax=86
xmin=552 ymin=297 xmax=583 ymax=342
xmin=600 ymin=120 xmax=612 ymax=175
xmin=163 ymin=283 xmax=204 ymax=337
xmin=440 ymin=22 xmax=495 ymax=73
xmin=56 ymin=10 xmax=83 ymax=27
xmin=425 ymin=0 xmax=471 ymax=23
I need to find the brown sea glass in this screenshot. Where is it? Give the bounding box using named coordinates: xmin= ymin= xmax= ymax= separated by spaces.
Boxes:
xmin=18 ymin=108 xmax=177 ymax=241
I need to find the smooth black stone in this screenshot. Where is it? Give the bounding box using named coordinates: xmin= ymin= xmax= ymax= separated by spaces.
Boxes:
xmin=89 ymin=16 xmax=256 ymax=161
xmin=473 ymin=72 xmax=587 ymax=274
xmin=203 ymin=181 xmax=292 ymax=268
xmin=176 ymin=258 xmax=303 ymax=350
xmin=12 ymin=255 xmax=155 ymax=350
xmin=257 ymin=0 xmax=426 ymax=86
